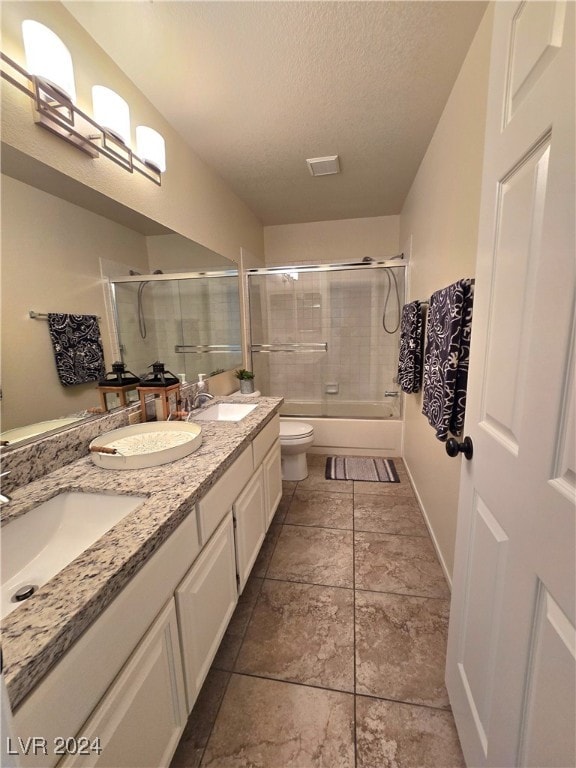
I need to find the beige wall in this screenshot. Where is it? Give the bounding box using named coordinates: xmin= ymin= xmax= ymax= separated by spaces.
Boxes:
xmin=0 ymin=1 xmax=264 ymax=265
xmin=146 ymin=234 xmax=234 ymax=272
xmin=264 ymin=215 xmax=400 ymax=265
xmin=399 ymin=5 xmax=494 ymax=581
xmin=1 ymin=175 xmax=150 ymax=430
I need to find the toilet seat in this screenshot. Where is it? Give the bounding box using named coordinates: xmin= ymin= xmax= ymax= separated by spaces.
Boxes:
xmin=279 ymin=421 xmax=314 ymax=440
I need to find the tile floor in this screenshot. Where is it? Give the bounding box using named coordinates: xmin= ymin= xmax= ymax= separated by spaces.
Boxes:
xmin=170 ymin=455 xmax=465 ymax=768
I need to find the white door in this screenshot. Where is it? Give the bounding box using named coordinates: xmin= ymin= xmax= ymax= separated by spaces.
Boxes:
xmin=446 ymin=3 xmax=575 ymax=767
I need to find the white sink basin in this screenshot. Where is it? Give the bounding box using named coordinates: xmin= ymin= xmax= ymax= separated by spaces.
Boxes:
xmin=1 ymin=491 xmax=146 ymax=618
xmin=193 ymin=403 xmax=258 ymax=422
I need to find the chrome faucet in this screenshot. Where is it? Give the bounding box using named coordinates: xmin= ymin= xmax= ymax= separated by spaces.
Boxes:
xmin=0 ymin=470 xmax=11 ymax=504
xmin=192 ymin=391 xmax=215 ymax=409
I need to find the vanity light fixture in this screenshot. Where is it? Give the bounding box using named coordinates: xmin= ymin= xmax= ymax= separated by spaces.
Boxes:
xmin=136 ymin=126 xmax=166 ymax=174
xmin=0 ymin=22 xmax=165 ymax=185
xmin=92 ymin=86 xmax=131 ymax=145
xmin=91 ymin=85 xmax=134 ymax=171
xmin=22 ymin=20 xmax=76 ymax=103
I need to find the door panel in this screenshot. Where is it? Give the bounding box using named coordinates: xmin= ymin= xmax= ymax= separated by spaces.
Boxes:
xmin=551 ymin=319 xmax=575 ymax=499
xmin=481 ymin=138 xmax=550 ymax=453
xmin=506 ymin=1 xmax=567 ymax=122
xmin=518 ymin=585 xmax=576 ymax=767
xmin=458 ymin=495 xmax=509 ymax=744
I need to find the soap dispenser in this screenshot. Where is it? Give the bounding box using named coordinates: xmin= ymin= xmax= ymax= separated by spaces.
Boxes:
xmin=193 ymin=373 xmax=213 ymax=409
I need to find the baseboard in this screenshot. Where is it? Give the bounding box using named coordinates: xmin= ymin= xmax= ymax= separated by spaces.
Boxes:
xmin=403 ymin=459 xmax=453 ymax=592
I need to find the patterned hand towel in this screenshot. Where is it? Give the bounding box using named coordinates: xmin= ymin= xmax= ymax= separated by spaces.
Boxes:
xmin=397 ymin=301 xmax=424 ymax=393
xmin=422 ymin=279 xmax=474 ymax=440
xmin=47 ymin=313 xmax=106 ymax=387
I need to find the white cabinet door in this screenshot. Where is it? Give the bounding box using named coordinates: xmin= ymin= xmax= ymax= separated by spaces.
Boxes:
xmin=175 ymin=513 xmax=237 ymax=713
xmin=233 ymin=466 xmax=266 ymax=593
xmin=262 ymin=440 xmax=282 ymax=529
xmin=59 ymin=599 xmax=186 ymax=768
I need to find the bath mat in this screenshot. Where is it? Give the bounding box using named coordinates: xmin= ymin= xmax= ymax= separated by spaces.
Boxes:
xmin=325 ymin=456 xmax=400 ymax=483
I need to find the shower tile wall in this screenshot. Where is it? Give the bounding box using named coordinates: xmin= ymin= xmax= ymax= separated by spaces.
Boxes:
xmin=249 ymin=268 xmax=403 ymax=417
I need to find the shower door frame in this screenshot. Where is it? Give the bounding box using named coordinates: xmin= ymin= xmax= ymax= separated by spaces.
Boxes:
xmin=109 ymin=269 xmax=242 ymax=373
xmin=245 ymin=258 xmax=406 ymax=419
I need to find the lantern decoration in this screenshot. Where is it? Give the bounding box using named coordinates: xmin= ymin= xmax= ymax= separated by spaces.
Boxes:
xmin=136 ymin=362 xmax=181 ymax=422
xmin=97 ymin=361 xmax=140 ymax=412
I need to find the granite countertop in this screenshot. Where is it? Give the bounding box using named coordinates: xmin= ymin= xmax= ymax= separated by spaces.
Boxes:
xmin=1 ymin=395 xmax=283 ymax=711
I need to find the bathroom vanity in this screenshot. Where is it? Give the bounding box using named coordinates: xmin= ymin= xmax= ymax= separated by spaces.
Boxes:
xmin=0 ymin=396 xmax=283 ymax=768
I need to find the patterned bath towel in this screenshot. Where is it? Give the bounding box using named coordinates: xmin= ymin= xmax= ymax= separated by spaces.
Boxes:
xmin=397 ymin=300 xmax=424 ymax=394
xmin=422 ymin=279 xmax=474 ymax=440
xmin=47 ymin=313 xmax=106 ymax=386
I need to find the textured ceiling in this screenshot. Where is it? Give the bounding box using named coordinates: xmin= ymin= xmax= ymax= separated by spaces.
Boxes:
xmin=65 ymin=1 xmax=487 ymax=226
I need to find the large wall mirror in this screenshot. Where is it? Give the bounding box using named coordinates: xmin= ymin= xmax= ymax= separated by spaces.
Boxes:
xmin=0 ymin=146 xmax=242 ymax=447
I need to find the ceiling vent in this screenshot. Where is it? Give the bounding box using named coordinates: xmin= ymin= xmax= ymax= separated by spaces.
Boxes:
xmin=306 ymin=155 xmax=340 ymax=177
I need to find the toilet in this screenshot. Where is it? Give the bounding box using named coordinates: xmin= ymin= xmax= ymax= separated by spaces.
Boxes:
xmin=279 ymin=419 xmax=315 ymax=481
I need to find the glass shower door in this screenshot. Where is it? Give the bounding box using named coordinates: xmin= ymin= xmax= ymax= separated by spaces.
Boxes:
xmin=249 ymin=271 xmax=328 ymax=416
xmin=111 ymin=273 xmax=242 ymax=383
xmin=248 ymin=265 xmax=404 ymax=419
xmin=174 ymin=275 xmax=241 ymax=380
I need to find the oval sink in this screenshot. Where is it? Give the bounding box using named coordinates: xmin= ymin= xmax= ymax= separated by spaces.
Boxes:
xmin=1 ymin=491 xmax=146 ymax=618
xmin=194 ymin=403 xmax=257 ymax=422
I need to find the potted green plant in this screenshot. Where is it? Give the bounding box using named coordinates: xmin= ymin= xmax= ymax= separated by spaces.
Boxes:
xmin=235 ymin=368 xmax=255 ymax=394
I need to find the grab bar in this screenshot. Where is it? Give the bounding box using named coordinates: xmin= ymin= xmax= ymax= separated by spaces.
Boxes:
xmin=251 ymin=342 xmax=328 ymax=353
xmin=175 ymin=344 xmax=241 ymax=354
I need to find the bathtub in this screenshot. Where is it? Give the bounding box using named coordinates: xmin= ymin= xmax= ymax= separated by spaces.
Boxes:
xmin=279 ymin=399 xmax=403 ymax=457
xmin=279 ymin=399 xmax=400 ymax=419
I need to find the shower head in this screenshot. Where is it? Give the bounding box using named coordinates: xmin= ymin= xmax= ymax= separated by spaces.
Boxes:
xmin=129 ymin=268 xmax=163 ymax=276
xmin=362 ymin=254 xmax=404 ymax=264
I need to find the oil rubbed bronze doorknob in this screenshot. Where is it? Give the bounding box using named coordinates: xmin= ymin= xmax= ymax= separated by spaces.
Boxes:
xmin=446 ymin=436 xmax=473 ymax=460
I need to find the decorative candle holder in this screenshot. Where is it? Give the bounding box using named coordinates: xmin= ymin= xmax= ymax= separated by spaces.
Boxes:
xmin=97 ymin=361 xmax=140 ymax=412
xmin=136 ymin=362 xmax=181 ymax=422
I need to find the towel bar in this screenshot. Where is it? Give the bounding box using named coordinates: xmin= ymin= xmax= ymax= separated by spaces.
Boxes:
xmin=29 ymin=311 xmax=102 ymax=320
xmin=251 ymin=342 xmax=328 ymax=353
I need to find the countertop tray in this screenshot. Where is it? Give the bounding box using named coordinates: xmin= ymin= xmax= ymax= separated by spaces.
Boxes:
xmin=89 ymin=421 xmax=202 ymax=470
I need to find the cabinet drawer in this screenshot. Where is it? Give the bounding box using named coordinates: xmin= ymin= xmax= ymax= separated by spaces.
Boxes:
xmin=252 ymin=414 xmax=279 ymax=468
xmin=196 ymin=446 xmax=253 ymax=544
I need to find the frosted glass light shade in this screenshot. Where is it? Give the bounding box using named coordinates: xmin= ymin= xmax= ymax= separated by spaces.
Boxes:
xmin=136 ymin=126 xmax=166 ymax=173
xmin=92 ymin=86 xmax=131 ymax=145
xmin=22 ymin=20 xmax=76 ymax=102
